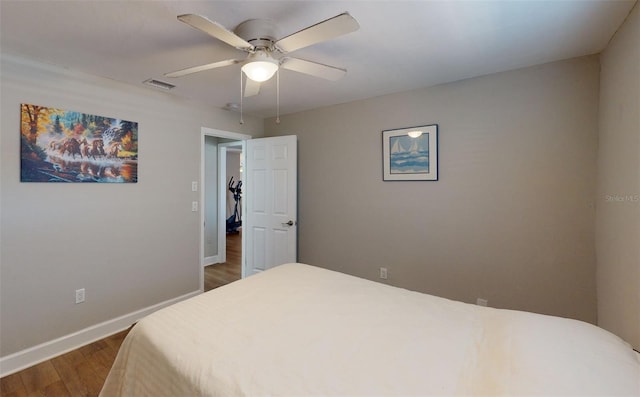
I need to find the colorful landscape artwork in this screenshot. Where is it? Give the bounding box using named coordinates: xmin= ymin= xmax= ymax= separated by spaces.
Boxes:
xmin=20 ymin=103 xmax=138 ymax=183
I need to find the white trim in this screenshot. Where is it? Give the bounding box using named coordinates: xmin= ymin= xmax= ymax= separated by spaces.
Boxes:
xmin=241 ymin=140 xmax=247 ymax=278
xmin=201 ymin=127 xmax=251 ymax=141
xmin=218 ymin=145 xmax=228 ymax=265
xmin=203 ymin=254 xmax=220 ymax=266
xmin=0 ymin=290 xmax=200 ymax=377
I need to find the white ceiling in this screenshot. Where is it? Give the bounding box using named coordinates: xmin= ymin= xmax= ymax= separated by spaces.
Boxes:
xmin=1 ymin=1 xmax=635 ymax=119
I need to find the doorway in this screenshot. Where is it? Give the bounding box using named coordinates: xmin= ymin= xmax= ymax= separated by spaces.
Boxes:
xmin=200 ymin=131 xmax=299 ymax=291
xmin=204 ymin=142 xmax=242 ymax=291
xmin=200 ymin=127 xmax=250 ymax=292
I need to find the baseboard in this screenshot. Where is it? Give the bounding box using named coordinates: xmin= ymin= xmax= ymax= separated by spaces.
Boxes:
xmin=0 ymin=290 xmax=201 ymax=377
xmin=203 ymin=255 xmax=220 ymax=266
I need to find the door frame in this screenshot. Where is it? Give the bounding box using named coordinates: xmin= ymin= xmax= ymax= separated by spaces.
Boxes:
xmin=217 ymin=141 xmax=244 ymax=266
xmin=200 ymin=127 xmax=251 ymax=292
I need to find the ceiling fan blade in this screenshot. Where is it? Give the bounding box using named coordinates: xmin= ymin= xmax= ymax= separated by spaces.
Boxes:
xmin=177 ymin=14 xmax=254 ymax=51
xmin=275 ymin=12 xmax=359 ymax=53
xmin=280 ymin=57 xmax=346 ymax=81
xmin=244 ymin=77 xmax=261 ymax=97
xmin=164 ymin=59 xmax=241 ymax=78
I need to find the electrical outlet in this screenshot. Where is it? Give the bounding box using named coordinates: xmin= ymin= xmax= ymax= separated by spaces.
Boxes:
xmin=191 ymin=181 xmax=198 ymax=192
xmin=476 ymin=298 xmax=488 ymax=307
xmin=379 ymin=267 xmax=388 ymax=280
xmin=75 ymin=288 xmax=85 ymax=304
xmin=191 ymin=201 xmax=198 ymax=212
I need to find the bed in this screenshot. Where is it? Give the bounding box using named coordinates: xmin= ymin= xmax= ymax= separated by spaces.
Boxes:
xmin=100 ymin=263 xmax=640 ymax=396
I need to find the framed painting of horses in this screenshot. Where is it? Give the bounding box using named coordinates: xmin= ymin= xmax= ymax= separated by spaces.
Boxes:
xmin=20 ymin=103 xmax=138 ymax=183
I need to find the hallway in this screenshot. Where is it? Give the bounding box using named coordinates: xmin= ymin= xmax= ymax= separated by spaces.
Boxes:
xmin=204 ymin=231 xmax=241 ymax=291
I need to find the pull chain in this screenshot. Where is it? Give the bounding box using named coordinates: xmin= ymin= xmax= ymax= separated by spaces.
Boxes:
xmin=239 ymin=71 xmax=244 ymax=125
xmin=276 ymin=68 xmax=280 ymax=124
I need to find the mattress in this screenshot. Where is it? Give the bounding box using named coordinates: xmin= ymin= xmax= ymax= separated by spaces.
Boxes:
xmin=100 ymin=263 xmax=640 ymax=396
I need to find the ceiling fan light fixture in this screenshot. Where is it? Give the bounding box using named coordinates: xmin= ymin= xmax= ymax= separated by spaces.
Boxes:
xmin=242 ymin=52 xmax=279 ymax=82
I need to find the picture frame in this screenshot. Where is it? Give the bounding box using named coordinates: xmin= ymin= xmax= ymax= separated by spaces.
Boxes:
xmin=20 ymin=103 xmax=138 ymax=183
xmin=382 ymin=124 xmax=438 ymax=181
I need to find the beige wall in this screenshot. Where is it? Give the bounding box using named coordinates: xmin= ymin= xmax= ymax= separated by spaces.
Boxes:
xmin=0 ymin=55 xmax=263 ymax=357
xmin=597 ymin=4 xmax=640 ymax=349
xmin=266 ymin=56 xmax=600 ymax=323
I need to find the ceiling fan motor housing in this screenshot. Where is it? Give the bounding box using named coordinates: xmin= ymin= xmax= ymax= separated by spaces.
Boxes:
xmin=234 ymin=19 xmax=281 ymax=51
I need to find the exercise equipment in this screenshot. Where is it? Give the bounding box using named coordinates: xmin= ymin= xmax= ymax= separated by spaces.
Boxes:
xmin=226 ymin=176 xmax=242 ymax=234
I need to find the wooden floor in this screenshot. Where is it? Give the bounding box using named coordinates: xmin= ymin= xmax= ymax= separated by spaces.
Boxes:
xmin=0 ymin=328 xmax=130 ymax=397
xmin=2 ymin=233 xmax=242 ymax=396
xmin=204 ymin=231 xmax=242 ymax=291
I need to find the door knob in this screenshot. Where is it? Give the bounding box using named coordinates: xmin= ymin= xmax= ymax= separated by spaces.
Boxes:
xmin=282 ymin=220 xmax=295 ymax=226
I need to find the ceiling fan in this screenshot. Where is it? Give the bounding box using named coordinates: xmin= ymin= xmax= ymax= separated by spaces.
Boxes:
xmin=165 ymin=12 xmax=360 ymax=98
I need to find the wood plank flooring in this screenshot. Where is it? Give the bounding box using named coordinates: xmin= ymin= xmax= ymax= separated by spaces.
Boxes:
xmin=204 ymin=231 xmax=242 ymax=291
xmin=0 ymin=328 xmax=130 ymax=397
xmin=2 ymin=233 xmax=242 ymax=396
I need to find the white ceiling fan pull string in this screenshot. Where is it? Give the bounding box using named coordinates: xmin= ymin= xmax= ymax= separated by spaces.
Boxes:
xmin=239 ymin=70 xmax=244 ymax=125
xmin=276 ymin=68 xmax=280 ymax=124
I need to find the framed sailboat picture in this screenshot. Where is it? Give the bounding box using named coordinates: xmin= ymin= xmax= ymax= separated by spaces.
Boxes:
xmin=382 ymin=124 xmax=438 ymax=181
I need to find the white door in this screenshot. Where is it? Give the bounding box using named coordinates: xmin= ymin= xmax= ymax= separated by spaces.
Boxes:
xmin=244 ymin=135 xmax=297 ymax=276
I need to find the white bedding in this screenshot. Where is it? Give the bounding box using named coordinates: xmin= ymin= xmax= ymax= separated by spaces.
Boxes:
xmin=100 ymin=263 xmax=640 ymax=396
